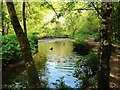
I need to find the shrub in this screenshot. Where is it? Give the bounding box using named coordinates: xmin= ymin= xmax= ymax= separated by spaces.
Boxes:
xmin=2 ymin=35 xmax=21 ymax=65
xmin=73 ymin=40 xmax=90 ymax=55
xmin=74 ymin=53 xmax=99 ymax=89
xmin=51 ymin=76 xmax=71 ymax=89
xmin=2 ymin=34 xmax=38 ymax=66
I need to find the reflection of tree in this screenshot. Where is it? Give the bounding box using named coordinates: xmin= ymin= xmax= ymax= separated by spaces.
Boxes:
xmin=34 ymin=53 xmax=49 ymax=88
xmin=38 ymin=40 xmax=73 ymax=58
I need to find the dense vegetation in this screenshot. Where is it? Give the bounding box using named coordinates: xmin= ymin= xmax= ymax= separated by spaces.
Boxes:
xmin=1 ymin=1 xmax=120 ymax=90
xmin=74 ymin=53 xmax=99 ymax=89
xmin=2 ymin=34 xmax=38 ymax=66
xmin=2 ymin=2 xmax=98 ymax=38
xmin=2 ymin=2 xmax=99 ymax=65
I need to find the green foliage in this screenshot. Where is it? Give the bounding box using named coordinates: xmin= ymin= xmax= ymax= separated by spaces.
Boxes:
xmin=64 ymin=9 xmax=98 ymax=40
xmin=3 ymin=2 xmax=99 ymax=40
xmin=74 ymin=53 xmax=99 ymax=89
xmin=73 ymin=40 xmax=88 ymax=47
xmin=51 ymin=76 xmax=71 ymax=89
xmin=28 ymin=33 xmax=38 ymax=54
xmin=2 ymin=34 xmax=38 ymax=65
xmin=75 ymin=54 xmax=99 ymax=70
xmin=2 ymin=35 xmax=21 ymax=65
xmin=2 ymin=81 xmax=27 ymax=90
xmin=112 ymin=2 xmax=120 ymax=41
xmin=73 ymin=40 xmax=90 ymax=55
xmin=112 ymin=39 xmax=120 ymax=45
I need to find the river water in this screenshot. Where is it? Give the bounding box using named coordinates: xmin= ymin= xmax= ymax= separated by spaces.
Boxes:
xmin=3 ymin=38 xmax=82 ymax=89
xmin=34 ymin=38 xmax=81 ymax=88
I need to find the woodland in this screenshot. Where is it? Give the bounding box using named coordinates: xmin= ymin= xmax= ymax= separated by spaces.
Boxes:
xmin=1 ymin=1 xmax=120 ymax=90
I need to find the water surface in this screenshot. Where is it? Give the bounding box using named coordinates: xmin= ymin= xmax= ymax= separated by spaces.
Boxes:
xmin=3 ymin=38 xmax=81 ymax=88
xmin=34 ymin=38 xmax=81 ymax=88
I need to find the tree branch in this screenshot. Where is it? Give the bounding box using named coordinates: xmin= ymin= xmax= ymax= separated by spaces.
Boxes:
xmin=59 ymin=2 xmax=75 ymax=17
xmin=91 ymin=2 xmax=103 ymax=17
xmin=71 ymin=3 xmax=89 ymax=13
xmin=74 ymin=8 xmax=95 ymax=10
xmin=47 ymin=2 xmax=58 ymax=18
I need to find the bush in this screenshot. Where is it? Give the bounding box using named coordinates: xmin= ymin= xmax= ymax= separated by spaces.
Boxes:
xmin=2 ymin=35 xmax=21 ymax=65
xmin=73 ymin=40 xmax=90 ymax=55
xmin=51 ymin=76 xmax=71 ymax=89
xmin=2 ymin=34 xmax=38 ymax=66
xmin=28 ymin=34 xmax=38 ymax=54
xmin=74 ymin=53 xmax=99 ymax=89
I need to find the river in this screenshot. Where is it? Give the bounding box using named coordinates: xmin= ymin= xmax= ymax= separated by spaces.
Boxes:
xmin=3 ymin=38 xmax=82 ymax=89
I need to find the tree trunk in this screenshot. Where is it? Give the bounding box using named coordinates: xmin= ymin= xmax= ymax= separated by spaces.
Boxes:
xmin=98 ymin=2 xmax=112 ymax=90
xmin=6 ymin=1 xmax=40 ymax=89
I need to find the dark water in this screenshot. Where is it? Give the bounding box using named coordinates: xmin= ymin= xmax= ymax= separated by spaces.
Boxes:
xmin=3 ymin=38 xmax=81 ymax=88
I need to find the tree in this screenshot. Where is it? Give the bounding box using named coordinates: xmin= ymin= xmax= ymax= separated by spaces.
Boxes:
xmin=6 ymin=1 xmax=40 ymax=89
xmin=98 ymin=2 xmax=112 ymax=90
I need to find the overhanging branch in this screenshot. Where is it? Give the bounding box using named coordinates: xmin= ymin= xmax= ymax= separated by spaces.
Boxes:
xmin=91 ymin=2 xmax=103 ymax=17
xmin=47 ymin=2 xmax=58 ymax=18
xmin=74 ymin=8 xmax=95 ymax=10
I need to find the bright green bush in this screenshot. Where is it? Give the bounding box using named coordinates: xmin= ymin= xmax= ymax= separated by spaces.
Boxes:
xmin=2 ymin=35 xmax=21 ymax=65
xmin=2 ymin=34 xmax=38 ymax=66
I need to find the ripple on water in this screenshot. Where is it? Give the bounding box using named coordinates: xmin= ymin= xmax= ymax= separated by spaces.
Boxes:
xmin=36 ymin=39 xmax=81 ymax=88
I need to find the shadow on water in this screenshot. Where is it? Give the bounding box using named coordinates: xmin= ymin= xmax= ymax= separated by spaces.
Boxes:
xmin=3 ymin=38 xmax=81 ymax=89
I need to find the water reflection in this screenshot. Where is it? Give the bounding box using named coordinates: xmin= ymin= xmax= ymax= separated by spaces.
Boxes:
xmin=38 ymin=39 xmax=73 ymax=57
xmin=33 ymin=53 xmax=48 ymax=87
xmin=34 ymin=39 xmax=81 ymax=88
xmin=3 ymin=39 xmax=81 ymax=89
